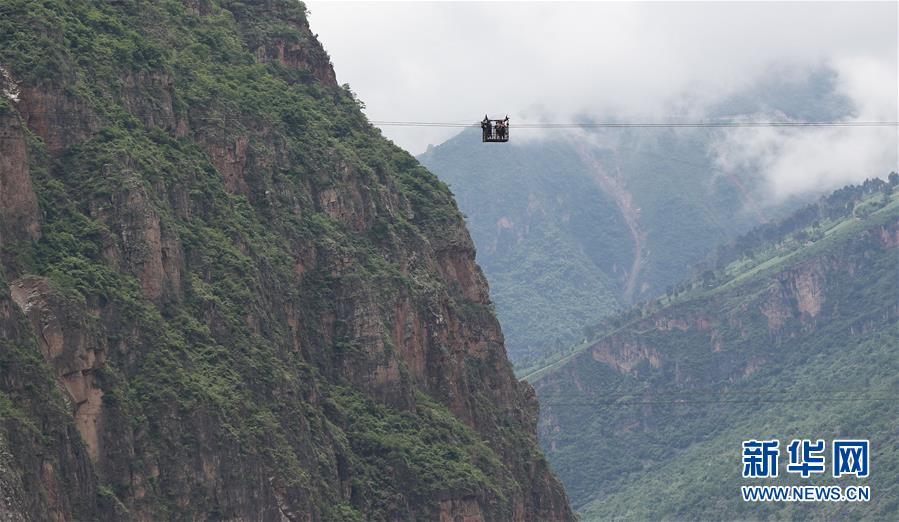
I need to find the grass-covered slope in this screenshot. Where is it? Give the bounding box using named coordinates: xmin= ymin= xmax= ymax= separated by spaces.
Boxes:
xmin=0 ymin=1 xmax=572 ymax=520
xmin=531 ymin=177 xmax=899 ymax=519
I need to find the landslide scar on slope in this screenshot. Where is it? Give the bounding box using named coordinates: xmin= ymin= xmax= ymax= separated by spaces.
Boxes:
xmin=574 ymin=143 xmax=646 ymax=303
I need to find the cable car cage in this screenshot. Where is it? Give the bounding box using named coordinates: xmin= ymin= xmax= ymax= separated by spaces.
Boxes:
xmin=481 ymin=117 xmax=510 ymax=143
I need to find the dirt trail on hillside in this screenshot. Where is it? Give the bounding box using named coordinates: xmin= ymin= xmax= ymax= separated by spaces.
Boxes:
xmin=574 ymin=143 xmax=645 ymax=303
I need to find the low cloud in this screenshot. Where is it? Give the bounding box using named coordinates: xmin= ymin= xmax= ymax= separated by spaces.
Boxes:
xmin=712 ymin=56 xmax=898 ymax=198
xmin=308 ymin=1 xmax=897 ymax=194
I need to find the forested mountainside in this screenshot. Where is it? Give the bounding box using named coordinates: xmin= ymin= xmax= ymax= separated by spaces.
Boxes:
xmin=0 ymin=1 xmax=572 ymax=520
xmin=420 ymin=137 xmax=630 ymax=363
xmin=530 ymin=177 xmax=899 ymax=519
xmin=418 ymin=72 xmax=848 ymax=364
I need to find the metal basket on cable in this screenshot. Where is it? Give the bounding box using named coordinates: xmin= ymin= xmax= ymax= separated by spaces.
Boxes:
xmin=481 ymin=116 xmax=510 ymax=143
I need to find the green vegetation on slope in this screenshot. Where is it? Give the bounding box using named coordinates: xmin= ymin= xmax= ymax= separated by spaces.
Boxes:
xmin=0 ymin=1 xmax=571 ymax=519
xmin=419 ymin=133 xmax=629 ymax=362
xmin=419 ymin=72 xmax=850 ymax=367
xmin=533 ymin=177 xmax=899 ymax=518
xmin=524 ymin=177 xmax=898 ymax=380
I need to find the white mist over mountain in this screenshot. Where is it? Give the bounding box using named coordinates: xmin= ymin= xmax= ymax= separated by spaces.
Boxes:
xmin=712 ymin=55 xmax=898 ymax=198
xmin=309 ymin=1 xmax=897 ymax=198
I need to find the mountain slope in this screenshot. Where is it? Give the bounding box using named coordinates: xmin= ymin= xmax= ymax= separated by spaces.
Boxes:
xmin=0 ymin=1 xmax=572 ymax=520
xmin=418 ymin=129 xmax=775 ymax=365
xmin=418 ymin=74 xmax=848 ymax=364
xmin=420 ymin=135 xmax=630 ymax=362
xmin=530 ymin=178 xmax=899 ymax=518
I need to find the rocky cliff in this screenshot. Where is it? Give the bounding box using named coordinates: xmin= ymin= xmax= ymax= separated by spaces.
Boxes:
xmin=0 ymin=1 xmax=571 ymax=520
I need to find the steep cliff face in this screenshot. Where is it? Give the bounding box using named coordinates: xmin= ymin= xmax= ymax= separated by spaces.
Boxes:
xmin=0 ymin=111 xmax=41 ymax=248
xmin=0 ymin=1 xmax=571 ymax=520
xmin=542 ymin=241 xmax=891 ymax=396
xmin=0 ymin=278 xmax=111 ymax=520
xmin=531 ymin=187 xmax=899 ymax=518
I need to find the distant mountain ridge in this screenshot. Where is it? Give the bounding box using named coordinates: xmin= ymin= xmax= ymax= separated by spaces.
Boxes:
xmin=419 ymin=70 xmax=853 ymax=365
xmin=530 ymin=176 xmax=899 ymax=518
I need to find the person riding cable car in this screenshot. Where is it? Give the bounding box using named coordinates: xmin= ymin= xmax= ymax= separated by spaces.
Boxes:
xmin=496 ymin=116 xmax=509 ymax=139
xmin=481 ymin=115 xmax=509 ymax=143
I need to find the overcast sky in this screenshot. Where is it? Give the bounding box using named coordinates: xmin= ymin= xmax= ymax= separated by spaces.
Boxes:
xmin=307 ymin=1 xmax=897 ymax=195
